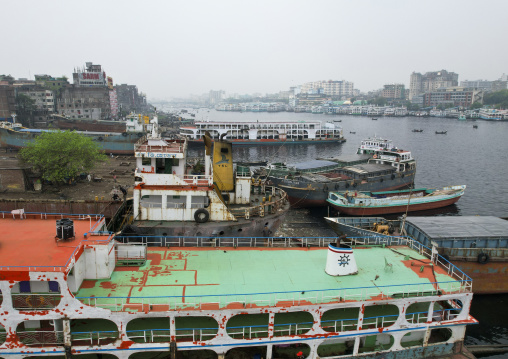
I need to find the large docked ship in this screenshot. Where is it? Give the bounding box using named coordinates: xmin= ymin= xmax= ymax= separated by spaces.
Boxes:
xmin=325 ymin=216 xmax=508 ymax=294
xmin=122 ymin=124 xmax=290 ymax=237
xmin=0 ymin=115 xmax=152 ymax=155
xmin=260 ymin=136 xmax=394 ymax=179
xmin=267 ymin=142 xmax=416 ymax=208
xmin=0 ymin=211 xmax=477 ymax=359
xmin=179 ymin=120 xmax=345 ymax=146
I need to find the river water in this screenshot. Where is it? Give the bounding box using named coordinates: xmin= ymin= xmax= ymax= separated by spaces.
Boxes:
xmin=184 ymin=109 xmax=508 ymax=357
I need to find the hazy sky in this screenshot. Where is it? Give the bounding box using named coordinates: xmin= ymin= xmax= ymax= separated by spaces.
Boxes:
xmin=2 ymin=0 xmax=507 ymax=100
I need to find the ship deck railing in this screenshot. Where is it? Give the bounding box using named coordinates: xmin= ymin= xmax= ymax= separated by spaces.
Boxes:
xmin=182 ymin=174 xmax=213 ymax=186
xmin=135 ymin=142 xmax=186 ymax=154
xmin=113 ymin=235 xmax=471 ymax=289
xmin=75 ymin=279 xmax=468 ymax=312
xmin=70 ymin=330 xmax=119 ymax=346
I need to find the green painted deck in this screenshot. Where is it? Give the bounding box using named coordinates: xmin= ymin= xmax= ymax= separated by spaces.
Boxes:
xmin=76 ymin=246 xmax=464 ymax=311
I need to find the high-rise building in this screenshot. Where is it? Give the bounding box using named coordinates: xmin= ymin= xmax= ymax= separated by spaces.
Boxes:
xmin=0 ymin=80 xmax=15 ymax=121
xmin=381 ymin=84 xmax=405 ymax=99
xmin=409 ymin=70 xmax=458 ymax=100
xmin=300 ymin=80 xmax=354 ymax=98
xmin=208 ymin=90 xmax=225 ymax=105
xmin=115 ymin=84 xmax=146 ymax=113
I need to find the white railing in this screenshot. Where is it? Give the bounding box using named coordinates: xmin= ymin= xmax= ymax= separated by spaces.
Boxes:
xmin=362 ymin=314 xmax=398 ymax=329
xmin=182 ymin=174 xmax=213 ymax=186
xmin=71 ymin=331 xmax=119 ymax=346
xmin=321 ymin=319 xmax=358 ymax=332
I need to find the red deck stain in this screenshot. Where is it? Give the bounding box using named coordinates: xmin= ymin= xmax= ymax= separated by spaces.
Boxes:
xmin=117 ymin=340 xmax=135 ymax=349
xmin=115 ymin=267 xmax=140 ymax=271
xmin=225 ymin=302 xmax=245 ymax=310
xmin=80 ymin=280 xmax=96 ymax=289
xmin=147 ymin=253 xmax=161 ymax=265
xmin=401 ymin=259 xmax=440 ymax=289
xmin=99 ymin=281 xmax=117 ymax=289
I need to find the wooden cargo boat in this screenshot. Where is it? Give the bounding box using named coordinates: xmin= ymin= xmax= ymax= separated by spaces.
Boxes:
xmin=327 ymin=186 xmax=465 ymax=215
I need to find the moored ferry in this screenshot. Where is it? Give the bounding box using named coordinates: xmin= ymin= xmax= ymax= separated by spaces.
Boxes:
xmin=180 ymin=120 xmax=345 ymax=146
xmin=479 ymin=108 xmax=508 ymax=121
xmin=0 ymin=212 xmax=477 ymax=359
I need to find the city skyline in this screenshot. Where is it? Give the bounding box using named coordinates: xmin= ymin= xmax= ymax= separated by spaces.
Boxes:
xmin=2 ymin=0 xmax=507 ymax=100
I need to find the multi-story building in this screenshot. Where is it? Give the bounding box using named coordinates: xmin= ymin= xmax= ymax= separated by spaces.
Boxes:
xmin=460 ymin=79 xmax=507 ymax=92
xmin=115 ymin=84 xmax=147 ymax=113
xmin=301 ymin=80 xmax=354 ymax=98
xmin=16 ymin=86 xmax=55 ymax=113
xmin=422 ymin=87 xmax=483 ymax=108
xmin=0 ymin=80 xmax=16 ymax=121
xmin=73 ymin=62 xmax=107 ymax=87
xmin=56 ymin=87 xmax=111 ymax=120
xmin=381 ymin=84 xmax=405 ymax=99
xmin=34 ymin=75 xmax=70 ymax=93
xmin=208 ymin=90 xmax=225 ymax=105
xmin=409 ymin=70 xmax=459 ymax=100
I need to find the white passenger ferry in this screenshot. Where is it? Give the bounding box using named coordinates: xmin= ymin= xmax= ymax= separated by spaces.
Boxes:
xmin=180 ymin=120 xmax=345 ymax=146
xmin=479 ymin=108 xmax=508 ymax=121
xmin=0 ymin=216 xmax=477 ymax=359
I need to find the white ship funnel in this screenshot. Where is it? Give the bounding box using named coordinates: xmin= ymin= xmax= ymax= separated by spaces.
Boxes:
xmin=325 ymin=243 xmax=358 ymax=276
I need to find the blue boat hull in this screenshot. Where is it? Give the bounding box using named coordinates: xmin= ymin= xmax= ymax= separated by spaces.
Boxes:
xmin=0 ymin=127 xmax=142 ymax=154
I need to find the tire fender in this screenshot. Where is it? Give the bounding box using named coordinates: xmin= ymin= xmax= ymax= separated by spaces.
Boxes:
xmin=194 ymin=208 xmax=210 ymax=223
xmin=477 ymin=252 xmax=489 ymax=264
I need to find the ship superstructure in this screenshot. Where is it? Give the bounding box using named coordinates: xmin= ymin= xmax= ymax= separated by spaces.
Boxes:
xmin=127 ymin=121 xmax=290 ymax=237
xmin=0 ymin=212 xmax=477 ymax=359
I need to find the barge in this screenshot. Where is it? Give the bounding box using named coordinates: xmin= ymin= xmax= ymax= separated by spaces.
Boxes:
xmin=0 ymin=115 xmax=152 ymax=155
xmin=325 ymin=215 xmax=508 ymax=294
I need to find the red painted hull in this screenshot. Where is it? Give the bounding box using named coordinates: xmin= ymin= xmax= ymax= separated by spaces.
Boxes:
xmin=330 ymin=196 xmax=461 ymax=215
xmin=451 ymin=260 xmax=508 ymax=294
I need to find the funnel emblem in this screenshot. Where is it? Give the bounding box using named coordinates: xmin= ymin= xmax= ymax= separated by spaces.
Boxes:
xmin=338 ymin=254 xmax=350 ymax=267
